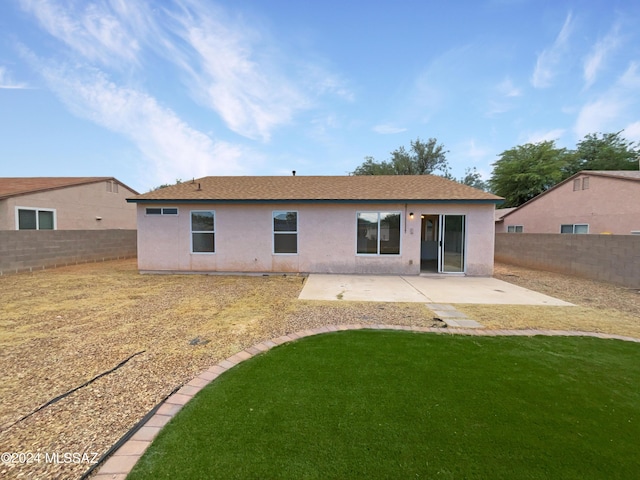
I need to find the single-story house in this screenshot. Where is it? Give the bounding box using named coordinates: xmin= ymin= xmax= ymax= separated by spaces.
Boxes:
xmin=497 ymin=170 xmax=640 ymax=235
xmin=0 ymin=177 xmax=139 ymax=230
xmin=129 ymin=175 xmax=502 ymax=275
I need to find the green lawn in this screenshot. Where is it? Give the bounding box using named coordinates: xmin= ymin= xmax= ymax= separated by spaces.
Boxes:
xmin=128 ymin=331 xmax=640 ymax=479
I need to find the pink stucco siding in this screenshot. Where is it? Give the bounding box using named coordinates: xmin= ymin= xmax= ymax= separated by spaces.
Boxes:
xmin=136 ymin=202 xmax=496 ymax=275
xmin=498 ymin=173 xmax=640 ymax=234
xmin=0 ymin=180 xmax=137 ymax=230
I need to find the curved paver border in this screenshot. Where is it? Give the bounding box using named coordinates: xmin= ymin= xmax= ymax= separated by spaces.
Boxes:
xmin=93 ymin=325 xmax=640 ymax=479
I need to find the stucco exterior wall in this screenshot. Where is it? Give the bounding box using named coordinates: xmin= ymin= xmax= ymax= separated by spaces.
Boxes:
xmin=500 ymin=173 xmax=640 ymax=234
xmin=0 ymin=180 xmax=137 ymax=230
xmin=136 ymin=202 xmax=495 ymax=276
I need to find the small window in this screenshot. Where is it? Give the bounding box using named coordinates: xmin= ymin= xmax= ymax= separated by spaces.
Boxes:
xmin=16 ymin=208 xmax=55 ymax=230
xmin=582 ymin=177 xmax=589 ymax=190
xmin=106 ymin=180 xmax=119 ymax=193
xmin=191 ymin=211 xmax=215 ymax=253
xmin=507 ymin=225 xmax=523 ymax=233
xmin=573 ymin=179 xmax=581 ymax=191
xmin=273 ymin=211 xmax=297 ymax=254
xmin=357 ymin=212 xmax=401 ymax=255
xmin=561 ymin=224 xmax=589 ymax=234
xmin=146 ymin=207 xmax=178 ymax=215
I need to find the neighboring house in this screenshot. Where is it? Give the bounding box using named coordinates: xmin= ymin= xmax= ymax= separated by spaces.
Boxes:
xmin=497 ymin=170 xmax=640 ymax=235
xmin=128 ymin=175 xmax=502 ymax=276
xmin=0 ymin=177 xmax=139 ymax=230
xmin=494 ymin=207 xmax=517 ymax=232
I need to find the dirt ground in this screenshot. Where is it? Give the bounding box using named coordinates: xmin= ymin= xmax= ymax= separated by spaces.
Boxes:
xmin=0 ymin=259 xmax=638 ymax=479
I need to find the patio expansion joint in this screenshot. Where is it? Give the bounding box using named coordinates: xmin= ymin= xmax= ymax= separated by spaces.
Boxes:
xmin=94 ymin=325 xmax=640 ymax=479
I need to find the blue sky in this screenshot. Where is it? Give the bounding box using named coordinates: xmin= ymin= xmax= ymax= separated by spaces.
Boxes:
xmin=1 ymin=0 xmax=639 ymax=192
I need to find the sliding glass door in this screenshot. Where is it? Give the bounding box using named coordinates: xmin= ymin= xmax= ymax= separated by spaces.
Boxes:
xmin=439 ymin=215 xmax=465 ymax=273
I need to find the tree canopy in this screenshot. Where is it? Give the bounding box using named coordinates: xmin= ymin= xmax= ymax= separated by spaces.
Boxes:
xmin=352 ymin=137 xmax=450 ymax=176
xmin=488 ymin=131 xmax=639 ymax=207
xmin=488 ymin=141 xmax=571 ymax=207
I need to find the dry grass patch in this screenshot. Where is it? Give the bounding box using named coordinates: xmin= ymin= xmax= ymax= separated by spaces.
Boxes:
xmin=455 ymin=263 xmax=640 ymax=338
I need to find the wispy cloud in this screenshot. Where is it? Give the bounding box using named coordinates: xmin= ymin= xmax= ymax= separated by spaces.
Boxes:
xmin=497 ymin=77 xmax=522 ymax=98
xmin=574 ymin=62 xmax=640 ymax=138
xmin=623 ymin=121 xmax=640 ymax=143
xmin=372 ymin=124 xmax=407 ymax=135
xmin=159 ymin=2 xmax=314 ymax=141
xmin=0 ymin=66 xmax=29 ymax=89
xmin=531 ymin=12 xmax=574 ymax=88
xmin=583 ymin=22 xmax=622 ymax=89
xmin=29 ymin=55 xmax=250 ymax=185
xmin=524 ymin=128 xmax=566 ymax=144
xmin=18 ymin=0 xmax=145 ymax=67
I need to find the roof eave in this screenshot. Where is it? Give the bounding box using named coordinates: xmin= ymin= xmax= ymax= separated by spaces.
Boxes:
xmin=127 ymin=198 xmax=503 ymax=204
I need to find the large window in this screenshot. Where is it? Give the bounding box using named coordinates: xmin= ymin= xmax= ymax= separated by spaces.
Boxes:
xmin=560 ymin=224 xmax=588 ymax=234
xmin=357 ymin=212 xmax=401 ymax=255
xmin=16 ymin=208 xmax=55 ymax=230
xmin=191 ymin=211 xmax=215 ymax=253
xmin=273 ymin=211 xmax=297 ymax=254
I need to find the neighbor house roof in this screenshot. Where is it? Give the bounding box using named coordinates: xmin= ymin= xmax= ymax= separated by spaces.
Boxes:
xmin=499 ymin=170 xmax=640 ymax=221
xmin=129 ymin=175 xmax=503 ymax=204
xmin=495 ymin=207 xmax=517 ymax=222
xmin=0 ymin=177 xmax=139 ymax=200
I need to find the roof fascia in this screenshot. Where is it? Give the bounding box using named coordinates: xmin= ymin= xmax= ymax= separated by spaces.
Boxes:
xmin=128 ymin=198 xmax=503 ymax=205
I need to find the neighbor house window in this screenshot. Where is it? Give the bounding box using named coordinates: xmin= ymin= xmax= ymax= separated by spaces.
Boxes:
xmin=146 ymin=207 xmax=178 ymax=215
xmin=16 ymin=207 xmax=55 ymax=230
xmin=507 ymin=225 xmax=524 ymax=233
xmin=273 ymin=211 xmax=297 ymax=254
xmin=357 ymin=212 xmax=401 ymax=255
xmin=106 ymin=180 xmax=119 ymax=193
xmin=560 ymin=224 xmax=588 ymax=234
xmin=191 ymin=211 xmax=215 ymax=253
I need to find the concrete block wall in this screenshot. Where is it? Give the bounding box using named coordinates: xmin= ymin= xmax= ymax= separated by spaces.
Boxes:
xmin=495 ymin=233 xmax=640 ymax=289
xmin=0 ymin=230 xmax=137 ymax=275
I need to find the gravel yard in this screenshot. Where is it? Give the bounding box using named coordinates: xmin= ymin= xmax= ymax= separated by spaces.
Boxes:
xmin=1 ymin=259 xmax=638 ymax=479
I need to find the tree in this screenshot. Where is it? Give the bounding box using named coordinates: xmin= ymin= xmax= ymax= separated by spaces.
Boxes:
xmin=563 ymin=131 xmax=639 ymax=178
xmin=352 ymin=137 xmax=450 ymax=176
xmin=488 ymin=141 xmax=571 ymax=207
xmin=150 ymin=179 xmax=183 ymax=192
xmin=459 ymin=167 xmax=487 ymax=190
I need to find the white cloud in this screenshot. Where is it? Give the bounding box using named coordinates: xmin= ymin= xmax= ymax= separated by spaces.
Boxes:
xmin=372 ymin=124 xmax=407 ymax=135
xmin=161 ymin=2 xmax=313 ymax=142
xmin=575 ymin=62 xmax=640 ymax=138
xmin=531 ymin=12 xmax=574 ymax=88
xmin=34 ymin=59 xmax=250 ymax=185
xmin=18 ymin=0 xmax=144 ymax=67
xmin=623 ymin=121 xmax=640 ymax=144
xmin=460 ymin=139 xmax=492 ymax=161
xmin=524 ymin=129 xmax=566 ymax=144
xmin=497 ymin=77 xmax=522 ymax=98
xmin=0 ymin=66 xmax=28 ymax=89
xmin=583 ymin=22 xmax=622 ymax=89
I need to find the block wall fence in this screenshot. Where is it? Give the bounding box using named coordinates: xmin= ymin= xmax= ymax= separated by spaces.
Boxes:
xmin=495 ymin=233 xmax=640 ymax=289
xmin=0 ymin=230 xmax=136 ymax=275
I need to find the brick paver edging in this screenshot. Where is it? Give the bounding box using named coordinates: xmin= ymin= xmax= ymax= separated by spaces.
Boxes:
xmin=93 ymin=325 xmax=640 ymax=479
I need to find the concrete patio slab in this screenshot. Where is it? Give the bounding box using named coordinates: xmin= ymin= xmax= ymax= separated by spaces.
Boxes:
xmin=299 ymin=274 xmax=573 ymax=306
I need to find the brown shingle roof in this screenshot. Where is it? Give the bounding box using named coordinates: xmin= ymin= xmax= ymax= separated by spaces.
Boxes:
xmin=0 ymin=177 xmax=139 ymax=200
xmin=130 ymin=175 xmax=502 ymax=203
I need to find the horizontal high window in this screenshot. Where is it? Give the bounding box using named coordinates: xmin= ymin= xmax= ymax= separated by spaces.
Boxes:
xmin=146 ymin=207 xmax=178 ymax=215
